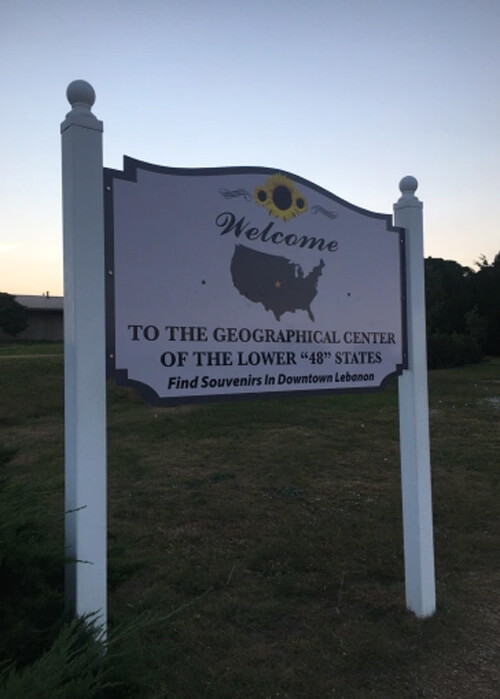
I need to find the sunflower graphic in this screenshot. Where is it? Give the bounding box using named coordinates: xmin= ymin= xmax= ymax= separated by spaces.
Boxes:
xmin=254 ymin=173 xmax=308 ymax=221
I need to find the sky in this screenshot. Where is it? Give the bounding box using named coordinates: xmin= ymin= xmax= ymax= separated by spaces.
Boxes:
xmin=1 ymin=0 xmax=499 ymax=296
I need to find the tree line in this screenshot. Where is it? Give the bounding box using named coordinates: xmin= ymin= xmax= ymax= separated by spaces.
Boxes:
xmin=1 ymin=251 xmax=499 ymax=369
xmin=425 ymin=251 xmax=500 ymax=368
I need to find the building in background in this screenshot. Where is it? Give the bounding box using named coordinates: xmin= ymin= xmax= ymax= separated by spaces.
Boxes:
xmin=0 ymin=294 xmax=63 ymax=341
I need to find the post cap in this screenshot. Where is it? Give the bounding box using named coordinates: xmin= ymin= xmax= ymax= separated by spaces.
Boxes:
xmin=399 ymin=175 xmax=418 ymax=196
xmin=62 ymin=80 xmax=102 ymax=132
xmin=66 ymin=80 xmax=96 ymax=109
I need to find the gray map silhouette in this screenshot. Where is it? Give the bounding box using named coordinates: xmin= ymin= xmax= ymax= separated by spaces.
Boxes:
xmin=230 ymin=244 xmax=325 ymax=322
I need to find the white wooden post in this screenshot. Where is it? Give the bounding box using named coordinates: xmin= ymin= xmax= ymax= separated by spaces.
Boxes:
xmin=394 ymin=176 xmax=436 ymax=617
xmin=61 ymin=80 xmax=107 ymax=631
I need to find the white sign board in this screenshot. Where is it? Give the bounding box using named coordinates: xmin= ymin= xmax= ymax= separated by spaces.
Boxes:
xmin=105 ymin=158 xmax=406 ymax=404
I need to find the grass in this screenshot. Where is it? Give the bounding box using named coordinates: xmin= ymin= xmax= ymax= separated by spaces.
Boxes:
xmin=1 ymin=345 xmax=499 ymax=697
xmin=0 ymin=340 xmax=64 ymax=356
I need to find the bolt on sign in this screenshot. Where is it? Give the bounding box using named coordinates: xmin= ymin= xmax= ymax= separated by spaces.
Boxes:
xmin=105 ymin=158 xmax=407 ymax=404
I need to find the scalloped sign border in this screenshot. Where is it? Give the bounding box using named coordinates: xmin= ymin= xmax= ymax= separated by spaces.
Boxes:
xmin=104 ymin=158 xmax=407 ymax=406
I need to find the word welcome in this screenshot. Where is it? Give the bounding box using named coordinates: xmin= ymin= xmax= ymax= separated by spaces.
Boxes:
xmin=216 ymin=211 xmax=339 ymax=252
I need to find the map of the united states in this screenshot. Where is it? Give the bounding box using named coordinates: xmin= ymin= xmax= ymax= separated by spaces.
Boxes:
xmin=230 ymin=244 xmax=325 ymax=322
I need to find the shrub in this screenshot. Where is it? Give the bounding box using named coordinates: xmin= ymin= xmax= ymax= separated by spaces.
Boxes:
xmin=0 ymin=293 xmax=28 ymax=337
xmin=0 ymin=454 xmax=151 ymax=697
xmin=0 ymin=473 xmax=66 ymax=667
xmin=0 ymin=616 xmax=111 ymax=698
xmin=427 ymin=332 xmax=483 ymax=370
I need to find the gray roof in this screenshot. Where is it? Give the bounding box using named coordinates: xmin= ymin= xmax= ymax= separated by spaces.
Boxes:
xmin=15 ymin=295 xmax=64 ymax=311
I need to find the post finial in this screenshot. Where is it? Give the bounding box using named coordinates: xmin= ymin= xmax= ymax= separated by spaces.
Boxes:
xmin=399 ymin=175 xmax=418 ymax=197
xmin=62 ymin=80 xmax=101 ymax=132
xmin=66 ymin=80 xmax=96 ymax=109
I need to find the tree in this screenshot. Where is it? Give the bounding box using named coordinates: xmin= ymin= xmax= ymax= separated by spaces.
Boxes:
xmin=424 ymin=257 xmax=483 ymax=368
xmin=424 ymin=257 xmax=472 ymax=335
xmin=0 ymin=293 xmax=28 ymax=337
xmin=470 ymin=252 xmax=500 ymax=355
xmin=423 ymin=251 xmax=500 ymax=365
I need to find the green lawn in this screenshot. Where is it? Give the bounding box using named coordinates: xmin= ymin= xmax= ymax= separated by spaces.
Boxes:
xmin=1 ymin=348 xmax=499 ymax=697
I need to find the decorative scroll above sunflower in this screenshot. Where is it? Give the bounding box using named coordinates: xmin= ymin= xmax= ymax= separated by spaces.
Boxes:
xmin=254 ymin=173 xmax=308 ymax=221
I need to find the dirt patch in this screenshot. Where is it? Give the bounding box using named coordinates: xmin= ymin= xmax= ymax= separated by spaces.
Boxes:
xmin=408 ymin=572 xmax=500 ymax=698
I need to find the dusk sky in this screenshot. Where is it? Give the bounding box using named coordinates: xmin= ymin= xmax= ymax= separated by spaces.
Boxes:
xmin=1 ymin=0 xmax=499 ymax=296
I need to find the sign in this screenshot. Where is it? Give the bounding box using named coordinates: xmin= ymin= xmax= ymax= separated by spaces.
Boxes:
xmin=105 ymin=158 xmax=406 ymax=404
xmin=63 ymin=81 xmax=434 ymax=627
